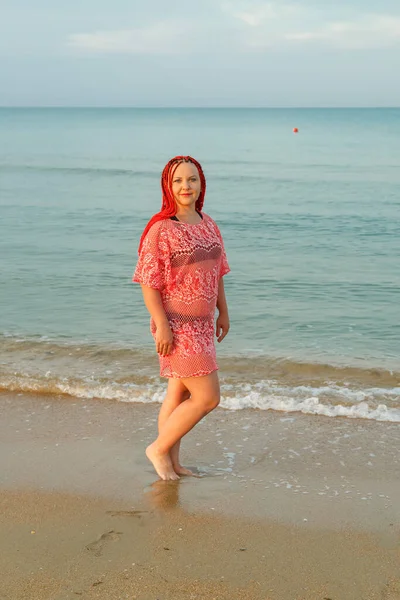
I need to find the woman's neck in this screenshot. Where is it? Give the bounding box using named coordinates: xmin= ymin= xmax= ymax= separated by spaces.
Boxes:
xmin=175 ymin=207 xmax=201 ymax=224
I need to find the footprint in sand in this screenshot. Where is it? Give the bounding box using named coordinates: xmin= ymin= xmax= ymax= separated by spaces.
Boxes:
xmin=382 ymin=579 xmax=400 ymax=600
xmin=85 ymin=530 xmax=122 ymax=557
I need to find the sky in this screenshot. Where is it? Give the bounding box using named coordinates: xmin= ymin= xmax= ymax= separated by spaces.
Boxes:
xmin=1 ymin=0 xmax=399 ymax=107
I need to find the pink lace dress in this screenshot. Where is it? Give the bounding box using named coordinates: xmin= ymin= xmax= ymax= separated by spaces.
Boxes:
xmin=133 ymin=213 xmax=230 ymax=378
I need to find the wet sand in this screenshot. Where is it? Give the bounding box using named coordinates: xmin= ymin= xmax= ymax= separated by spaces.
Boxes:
xmin=1 ymin=391 xmax=399 ymax=599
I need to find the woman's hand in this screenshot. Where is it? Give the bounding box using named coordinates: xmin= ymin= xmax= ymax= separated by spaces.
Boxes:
xmin=216 ymin=312 xmax=230 ymax=343
xmin=155 ymin=322 xmax=174 ymax=356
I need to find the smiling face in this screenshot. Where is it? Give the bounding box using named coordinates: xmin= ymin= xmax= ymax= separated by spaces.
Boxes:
xmin=171 ymin=161 xmax=201 ymax=210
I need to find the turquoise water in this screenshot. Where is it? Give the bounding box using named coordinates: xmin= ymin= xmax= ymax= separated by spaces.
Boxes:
xmin=1 ymin=108 xmax=399 ymax=420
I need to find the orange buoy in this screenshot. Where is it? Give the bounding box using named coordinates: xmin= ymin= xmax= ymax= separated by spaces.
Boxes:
xmin=293 ymin=127 xmax=299 ymax=133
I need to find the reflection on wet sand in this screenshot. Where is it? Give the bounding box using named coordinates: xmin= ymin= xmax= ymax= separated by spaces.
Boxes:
xmin=145 ymin=479 xmax=182 ymax=512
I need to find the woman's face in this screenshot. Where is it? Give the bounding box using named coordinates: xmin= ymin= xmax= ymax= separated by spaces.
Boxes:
xmin=171 ymin=161 xmax=201 ymax=210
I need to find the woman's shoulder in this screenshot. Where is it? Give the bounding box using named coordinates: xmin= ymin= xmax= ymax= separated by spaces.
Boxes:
xmin=146 ymin=218 xmax=170 ymax=236
xmin=201 ymin=212 xmax=214 ymax=224
xmin=202 ymin=213 xmax=222 ymax=232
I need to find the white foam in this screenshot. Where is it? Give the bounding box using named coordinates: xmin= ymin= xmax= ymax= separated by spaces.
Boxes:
xmin=218 ymin=380 xmax=400 ymax=421
xmin=1 ymin=374 xmax=400 ymax=423
xmin=220 ymin=390 xmax=400 ymax=422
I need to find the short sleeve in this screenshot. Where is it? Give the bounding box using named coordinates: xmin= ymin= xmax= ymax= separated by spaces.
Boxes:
xmin=133 ymin=222 xmax=166 ymax=290
xmin=220 ymin=239 xmax=230 ymax=278
xmin=213 ymin=220 xmax=230 ymax=278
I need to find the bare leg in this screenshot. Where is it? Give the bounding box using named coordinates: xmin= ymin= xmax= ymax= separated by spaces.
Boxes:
xmin=146 ymin=372 xmax=220 ymax=479
xmin=157 ymin=380 xmax=193 ymax=476
xmin=170 ymin=440 xmax=194 ymax=476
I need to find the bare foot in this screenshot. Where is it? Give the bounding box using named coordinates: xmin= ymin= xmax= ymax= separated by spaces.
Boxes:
xmin=172 ymin=464 xmax=197 ymax=477
xmin=146 ymin=443 xmax=180 ymax=481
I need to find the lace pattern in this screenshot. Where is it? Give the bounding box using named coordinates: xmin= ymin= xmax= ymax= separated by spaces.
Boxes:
xmin=133 ymin=213 xmax=230 ymax=378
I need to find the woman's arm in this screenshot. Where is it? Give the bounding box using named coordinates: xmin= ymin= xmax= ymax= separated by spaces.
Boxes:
xmin=216 ymin=278 xmax=230 ymax=343
xmin=216 ymin=278 xmax=229 ymax=316
xmin=140 ymin=285 xmax=173 ymax=356
xmin=140 ymin=285 xmax=169 ymax=327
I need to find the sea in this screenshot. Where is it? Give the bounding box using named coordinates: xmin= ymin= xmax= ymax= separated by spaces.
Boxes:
xmin=1 ymin=107 xmax=399 ymax=422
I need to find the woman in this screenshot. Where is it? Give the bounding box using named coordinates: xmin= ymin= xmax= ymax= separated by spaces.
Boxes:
xmin=133 ymin=156 xmax=230 ymax=480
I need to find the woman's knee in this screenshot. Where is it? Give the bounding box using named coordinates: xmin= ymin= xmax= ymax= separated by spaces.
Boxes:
xmin=182 ymin=371 xmax=220 ymax=413
xmin=200 ymin=385 xmax=220 ymax=413
xmin=204 ymin=393 xmax=220 ymax=413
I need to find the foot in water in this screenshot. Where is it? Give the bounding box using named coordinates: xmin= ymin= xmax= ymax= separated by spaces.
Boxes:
xmin=146 ymin=443 xmax=180 ymax=481
xmin=172 ymin=464 xmax=196 ymax=477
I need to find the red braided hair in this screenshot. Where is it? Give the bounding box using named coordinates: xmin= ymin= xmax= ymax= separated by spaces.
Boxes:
xmin=138 ymin=156 xmax=206 ymax=254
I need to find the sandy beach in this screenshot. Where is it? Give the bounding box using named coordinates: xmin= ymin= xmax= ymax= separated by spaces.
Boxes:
xmin=1 ymin=391 xmax=399 ymax=600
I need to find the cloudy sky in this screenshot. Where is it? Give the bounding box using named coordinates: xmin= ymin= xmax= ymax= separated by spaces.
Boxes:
xmin=1 ymin=0 xmax=399 ymax=106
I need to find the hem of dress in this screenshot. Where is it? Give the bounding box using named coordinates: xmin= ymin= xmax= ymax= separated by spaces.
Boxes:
xmin=161 ymin=367 xmax=219 ymax=379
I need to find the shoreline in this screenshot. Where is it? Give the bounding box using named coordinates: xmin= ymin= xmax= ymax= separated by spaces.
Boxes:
xmin=1 ymin=391 xmax=400 ymax=599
